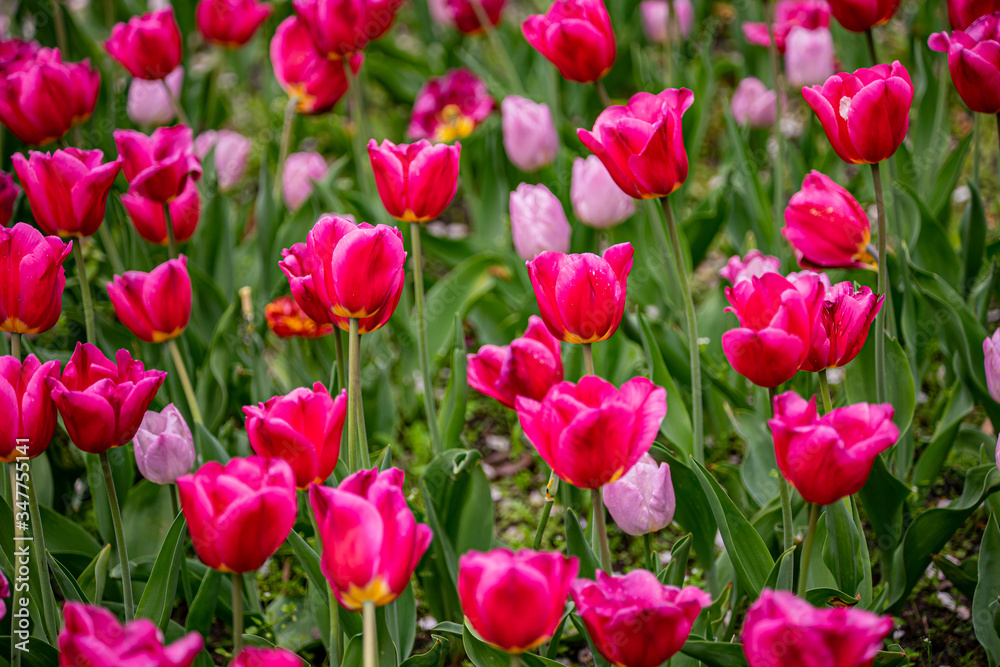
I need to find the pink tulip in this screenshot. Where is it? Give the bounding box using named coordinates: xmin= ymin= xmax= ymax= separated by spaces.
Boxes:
xmin=134 ymin=404 xmax=195 ymax=485
xmin=572 ymin=571 xmax=710 ymax=667
xmin=742 ymin=0 xmax=830 ymax=52
xmin=0 ymin=38 xmax=40 ymax=73
xmin=527 ymin=243 xmax=633 ymax=344
xmin=292 ymin=0 xmax=403 ymax=57
xmin=46 ymin=343 xmax=166 ymax=455
xmin=827 ymin=0 xmax=899 ymax=32
xmin=801 ymin=281 xmax=883 ymax=372
xmin=270 ymin=16 xmax=362 ymax=116
xmin=730 ymin=77 xmax=778 ymax=128
xmin=115 ymin=125 xmax=202 ymax=204
xmin=785 ymin=27 xmax=836 ymax=87
xmin=127 ymin=66 xmax=185 ymax=126
xmin=516 ymin=376 xmax=667 ymax=489
xmin=59 ymin=602 xmax=203 ymax=667
xmin=602 ymin=453 xmax=674 ymax=536
xmin=467 ymin=315 xmax=564 ymax=409
xmin=770 ymin=391 xmax=898 ymax=505
xmin=0 ymin=223 xmax=72 ymax=335
xmin=578 ymin=89 xmax=693 ymax=199
xmin=310 ymin=467 xmax=433 ymax=609
xmin=570 ymin=155 xmax=635 ymax=229
xmin=719 ymin=249 xmax=781 ymax=285
xmin=12 ymin=148 xmax=121 ymax=238
xmin=0 ymin=354 xmax=60 ymax=461
xmin=640 ymin=0 xmax=695 ymax=44
xmin=523 ymin=0 xmax=617 ymax=83
xmin=196 ymin=129 xmax=252 ymax=192
xmin=949 ymin=0 xmax=1000 ymax=28
xmin=984 ymin=329 xmax=1000 ymax=402
xmin=459 ymin=549 xmax=577 ymax=653
xmin=408 ymin=69 xmax=493 ymax=142
xmin=367 ymin=139 xmax=461 ymax=222
xmin=122 ymin=179 xmax=201 ymax=246
xmin=441 ymin=0 xmax=507 ymax=33
xmin=229 ymin=647 xmax=302 ymax=667
xmin=0 ymin=570 xmax=8 ymax=620
xmin=105 ymin=8 xmax=184 ymax=80
xmin=784 ymin=171 xmax=875 ymax=270
xmin=265 ymin=295 xmax=335 ymax=339
xmin=742 ymin=589 xmax=893 ymax=666
xmin=107 ymin=256 xmax=191 ymax=343
xmin=281 ymin=151 xmax=328 ymax=210
xmin=510 ymin=183 xmax=572 ymax=261
xmin=279 ymin=242 xmax=335 ymax=327
xmin=722 ymin=272 xmax=825 ymax=388
xmin=501 ymin=96 xmax=558 ymax=172
xmin=196 ymin=0 xmax=273 ymax=47
xmin=929 ymin=13 xmax=1000 ymax=115
xmin=0 ymin=171 xmax=18 ymax=227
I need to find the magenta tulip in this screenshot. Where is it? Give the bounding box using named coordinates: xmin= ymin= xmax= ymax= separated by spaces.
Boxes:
xmin=731 ymin=77 xmax=778 ymax=128
xmin=408 ymin=69 xmax=494 ymax=142
xmin=742 ymin=0 xmax=830 ymax=52
xmin=115 ymin=125 xmax=202 ymax=204
xmin=292 ymin=0 xmax=403 ymax=57
xmin=122 ymin=180 xmax=200 ymax=246
xmin=133 ymin=404 xmax=196 ymax=485
xmin=0 ymin=171 xmax=18 ymax=227
xmin=949 ymin=0 xmax=1000 ymax=28
xmin=368 ymin=139 xmax=461 ymax=223
xmin=0 ymin=38 xmax=41 ymax=73
xmin=784 ymin=171 xmax=875 ymax=270
xmin=929 ymin=13 xmax=1000 ymax=115
xmin=602 ymin=453 xmax=675 ymax=536
xmin=510 ymin=183 xmax=572 ymax=261
xmin=467 ymin=315 xmax=564 ymax=410
xmin=107 ymin=256 xmax=191 ymax=343
xmin=826 ymin=0 xmax=899 ymax=32
xmin=801 ymin=281 xmax=883 ymax=372
xmin=196 ymin=0 xmax=273 ymax=47
xmin=279 ymin=241 xmax=335 ymax=327
xmin=105 ymin=9 xmax=184 ymax=80
xmin=501 ymin=96 xmax=558 ymax=172
xmin=719 ymin=249 xmax=782 ymax=285
xmin=523 ymin=0 xmax=617 ymax=83
xmin=444 ymin=0 xmax=507 ymax=33
xmin=270 ymin=16 xmax=362 ymax=116
xmin=0 ymin=223 xmax=72 ymax=335
xmin=229 ymin=647 xmax=302 ymax=667
xmin=570 ymin=155 xmax=635 ymax=229
xmin=0 ymin=354 xmax=60 ymax=461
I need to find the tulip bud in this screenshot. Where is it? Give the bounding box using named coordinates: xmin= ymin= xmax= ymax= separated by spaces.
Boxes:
xmin=0 ymin=171 xmax=19 ymax=227
xmin=115 ymin=125 xmax=202 ymax=204
xmin=801 ymin=281 xmax=883 ymax=372
xmin=292 ymin=0 xmax=403 ymax=57
xmin=929 ymin=14 xmax=1000 ymax=115
xmin=742 ymin=0 xmax=830 ymax=52
xmin=133 ymin=404 xmax=195 ymax=485
xmin=310 ymin=467 xmax=433 ymax=609
xmin=196 ymin=0 xmax=273 ymax=47
xmin=948 ymin=0 xmax=1000 ymax=29
xmin=827 ymin=0 xmax=899 ymax=32
xmin=440 ymin=0 xmax=507 ymax=32
xmin=784 ymin=26 xmax=836 ymax=87
xmin=368 ymin=139 xmax=461 ymax=223
xmin=229 ymin=647 xmax=301 ymax=667
xmin=121 ymin=180 xmax=200 ymax=246
xmin=127 ymin=67 xmax=184 ymax=126
xmin=408 ymin=69 xmax=493 ymax=142
xmin=719 ymin=249 xmax=781 ymax=285
xmin=0 ymin=223 xmax=72 ymax=335
xmin=271 ymin=17 xmax=362 ymax=116
xmin=784 ymin=171 xmax=875 ymax=270
xmin=0 ymin=354 xmax=61 ymax=461
xmin=523 ymin=0 xmax=617 ymax=83
xmin=282 ymin=151 xmax=328 ymax=210
xmin=570 ymin=156 xmax=635 ymax=229
xmin=467 ymin=315 xmax=564 ymax=409
xmin=501 ymin=96 xmax=558 ymax=172
xmin=730 ymin=77 xmax=777 ymax=128
xmin=458 ymin=549 xmax=577 ymax=653
xmin=640 ymin=0 xmax=694 ymax=43
xmin=265 ymin=295 xmax=334 ymax=338
xmin=105 ymin=8 xmax=183 ymax=80
xmin=196 ymin=129 xmax=252 ymax=192
xmin=510 ymin=183 xmax=571 ymax=261
xmin=602 ymin=453 xmax=675 ymax=536
xmin=985 ymin=330 xmax=1000 ymax=402
xmin=107 ymin=256 xmax=191 ymax=343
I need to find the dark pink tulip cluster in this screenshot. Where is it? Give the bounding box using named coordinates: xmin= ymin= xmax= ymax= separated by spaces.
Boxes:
xmin=0 ymin=354 xmax=60 ymax=461
xmin=929 ymin=12 xmax=1000 ymax=115
xmin=368 ymin=139 xmax=461 ymax=223
xmin=115 ymin=125 xmax=202 ymax=205
xmin=743 ymin=0 xmax=830 ymax=52
xmin=105 ymin=8 xmax=183 ymax=80
xmin=784 ymin=171 xmax=875 ymax=270
xmin=408 ymin=69 xmax=494 ymax=142
xmin=271 ymin=17 xmax=363 ymax=116
xmin=106 ymin=256 xmax=192 ymax=344
xmin=0 ymin=223 xmax=72 ymax=335
xmin=522 ymin=0 xmax=617 ymax=83
xmin=467 ymin=315 xmax=564 ymax=410
xmin=196 ymin=0 xmax=273 ymax=47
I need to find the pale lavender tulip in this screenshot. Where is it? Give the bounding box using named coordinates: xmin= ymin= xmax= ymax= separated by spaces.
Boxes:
xmin=509 ymin=183 xmax=571 ymax=261
xmin=282 ymin=151 xmax=328 ymax=211
xmin=602 ymin=453 xmax=675 ymax=536
xmin=501 ymin=96 xmax=558 ymax=172
xmin=570 ymin=155 xmax=635 ymax=229
xmin=985 ymin=330 xmax=1000 ymax=402
xmin=719 ymin=249 xmax=781 ymax=284
xmin=126 ymin=66 xmax=184 ymax=127
xmin=730 ymin=77 xmax=777 ymax=128
xmin=640 ymin=0 xmax=694 ymax=43
xmin=133 ymin=404 xmax=195 ymax=485
xmin=784 ymin=26 xmax=836 ymax=88
xmin=196 ymin=129 xmax=252 ymax=192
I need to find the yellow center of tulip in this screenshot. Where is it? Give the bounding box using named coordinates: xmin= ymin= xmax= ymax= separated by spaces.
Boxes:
xmin=434 ymin=104 xmax=475 ymax=143
xmin=1 ymin=317 xmax=42 ymax=335
xmin=340 ymin=576 xmax=397 ymax=610
xmin=151 ymin=326 xmax=186 ymax=344
xmin=852 ymin=228 xmax=877 ymax=269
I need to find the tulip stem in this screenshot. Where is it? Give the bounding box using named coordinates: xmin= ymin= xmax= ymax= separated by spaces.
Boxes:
xmin=765 ymin=0 xmax=786 ymax=231
xmin=26 ymin=462 xmax=58 ymax=641
xmin=591 ymin=488 xmax=612 ymax=573
xmin=170 ymin=484 xmax=194 ymax=606
xmin=73 ymin=242 xmax=96 ymax=344
xmin=50 ymin=0 xmax=68 ymax=57
xmin=865 ymin=29 xmax=879 ymax=66
xmin=797 ymin=504 xmax=821 ymax=597
xmin=274 ymin=97 xmax=297 ymax=203
xmin=582 ymin=343 xmax=595 ymax=376
xmin=333 ymin=328 xmax=346 ymax=392
xmin=818 ymin=370 xmax=833 ymax=413
xmin=973 ymin=114 xmax=981 ymax=189
xmin=411 ymin=225 xmax=443 ymax=456
xmin=643 ymin=533 xmax=657 ymax=573
xmin=347 ymin=318 xmax=370 ymax=470
xmin=344 ymin=64 xmax=373 ymax=203
xmin=533 ymin=472 xmax=559 ymax=550
xmin=100 ymin=451 xmax=133 ymax=621
xmin=164 ymin=203 xmax=178 ymax=259
xmin=362 ymin=600 xmax=377 ymax=667
xmin=870 ymin=162 xmax=888 ymax=405
xmin=167 ymin=339 xmax=203 ymax=426
xmin=160 ymin=78 xmax=191 ymax=128
xmin=594 ymin=80 xmax=612 ymax=107
xmin=769 ymin=386 xmax=795 ymax=590
xmin=10 ymin=331 xmax=19 ymax=361
xmin=510 ymin=656 xmax=522 ymax=667
xmin=658 ymin=198 xmax=703 ymax=465
xmin=232 ymin=572 xmax=244 ymax=656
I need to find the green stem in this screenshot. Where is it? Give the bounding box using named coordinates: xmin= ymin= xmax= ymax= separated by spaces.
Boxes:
xmin=98 ymin=219 xmax=125 ymax=276
xmin=334 ymin=328 xmax=346 ymax=393
xmin=643 ymin=533 xmax=656 ymax=573
xmin=582 ymin=343 xmax=595 ymax=376
xmin=167 ymin=339 xmax=203 ymax=425
xmin=26 ymin=463 xmax=58 ymax=640
xmin=766 ymin=0 xmax=786 ymax=228
xmin=469 ymin=0 xmax=523 ymax=94
xmin=9 ymin=464 xmax=21 ymax=667
xmin=664 ymin=0 xmax=678 ymax=86
xmin=50 ymin=0 xmax=68 ymax=56
xmin=274 ymin=97 xmax=297 ymax=203
xmin=411 ymin=226 xmax=443 ymax=455
xmin=769 ymin=385 xmax=794 ymax=588
xmin=362 ymin=600 xmax=377 ymax=667
xmin=171 ymin=485 xmax=194 ymax=605
xmin=659 ymin=198 xmax=703 ymax=464
xmin=100 ymin=451 xmax=133 ymax=621
xmin=161 ymin=78 xmax=191 ymax=127
xmin=344 ymin=64 xmax=373 ymax=201
xmin=10 ymin=332 xmax=19 ymax=361
xmin=818 ymin=370 xmax=833 ymax=413
xmin=74 ymin=242 xmax=96 ymax=344
xmin=231 ymin=572 xmax=244 ymax=656
xmin=594 ymin=80 xmax=611 ymax=107
xmin=510 ymin=656 xmax=522 ymax=667
xmin=532 ymin=472 xmax=558 ymax=550
xmin=591 ymin=488 xmax=612 ymax=573
xmin=973 ymin=113 xmax=981 ymax=189
xmin=346 ymin=319 xmax=362 ymax=470
xmin=797 ymin=504 xmax=821 ymax=597
xmin=351 ymin=320 xmax=369 ymax=469
xmin=164 ymin=203 xmax=177 ymax=259
xmin=870 ymin=162 xmax=888 ymax=405
xmin=865 ymin=29 xmax=879 ymax=66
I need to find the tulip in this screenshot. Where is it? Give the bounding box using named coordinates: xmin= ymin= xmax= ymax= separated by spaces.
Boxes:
xmin=442 ymin=0 xmax=507 ymax=32
xmin=510 ymin=184 xmax=572 ymax=261
xmin=105 ymin=8 xmax=183 ymax=80
xmin=12 ymin=148 xmax=122 ymax=238
xmin=730 ymin=77 xmax=778 ymax=128
xmin=929 ymin=13 xmax=1000 ymax=115
xmin=802 ymin=62 xmax=914 ymax=165
xmin=572 ymin=571 xmax=709 ymax=667
xmin=178 ymin=456 xmax=297 ymax=573
xmin=0 ymin=354 xmax=60 ymax=461
xmin=0 ymin=38 xmax=40 ymax=72
xmin=127 ymin=66 xmax=184 ymax=126
xmin=523 ymin=0 xmax=617 ymax=83
xmin=826 ymin=0 xmax=899 ymax=32
xmin=408 ymin=69 xmax=494 ymax=142
xmin=271 ymin=16 xmax=362 ymax=116
xmin=501 ymin=96 xmax=558 ymax=172
xmin=570 ymin=155 xmax=635 ymax=228
xmin=769 ymin=391 xmax=898 ymax=505
xmin=196 ymin=0 xmax=274 ymax=47
xmin=243 ymin=383 xmax=347 ymax=489
xmin=229 ymin=647 xmax=302 ymax=667
xmin=742 ymin=0 xmax=830 ymax=52
xmin=133 ymin=404 xmax=195 ymax=485
xmin=0 ymin=170 xmax=19 ymax=227
xmin=121 ymin=180 xmax=201 ymax=246
xmin=115 ymin=125 xmax=202 ymax=204
xmin=196 ymin=129 xmax=252 ymax=192
xmin=467 ymin=315 xmax=564 ymax=409
xmin=949 ymin=0 xmax=1000 ymax=29
xmin=310 ymin=467 xmax=433 ymax=609
xmin=742 ymin=589 xmax=893 ymax=666
xmin=0 ymin=570 xmax=8 ymax=619
xmin=719 ymin=250 xmax=781 ymax=285
xmin=578 ymin=88 xmax=693 ymax=199
xmin=279 ymin=242 xmax=335 ymax=326
xmin=784 ymin=171 xmax=875 ymax=270
xmin=281 ymin=151 xmax=328 ymax=210
xmin=784 ymin=27 xmax=836 ymax=87
xmin=984 ymin=329 xmax=1000 ymax=402
xmin=602 ymin=453 xmax=674 ymax=536
xmin=516 ymin=376 xmax=667 ymax=489
xmin=640 ymin=0 xmax=694 ymax=44
xmin=526 ymin=243 xmax=633 ymax=345
xmin=46 ymin=343 xmax=166 ymax=454
xmin=265 ymin=295 xmax=335 ymax=338
xmin=59 ymin=602 xmax=203 ymax=667
xmin=367 ymin=139 xmax=461 ymax=223
xmin=801 ymin=281 xmax=883 ymax=372
xmin=0 ymin=223 xmax=72 ymax=335
xmin=722 ymin=272 xmax=825 ymax=388
xmin=458 ymin=549 xmax=577 ymax=653
xmin=107 ymin=257 xmax=191 ymax=343
xmin=292 ymin=0 xmax=403 ymax=57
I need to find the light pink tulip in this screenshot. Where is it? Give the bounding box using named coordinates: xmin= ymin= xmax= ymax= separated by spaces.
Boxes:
xmin=509 ymin=183 xmax=571 ymax=261
xmin=784 ymin=26 xmax=836 ymax=87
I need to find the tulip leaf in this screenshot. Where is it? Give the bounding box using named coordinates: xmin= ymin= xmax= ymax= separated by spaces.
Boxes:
xmin=931 ymin=554 xmax=979 ymax=601
xmin=823 ymin=498 xmax=863 ymax=597
xmin=913 ymin=382 xmax=973 ymax=493
xmin=185 ymin=569 xmax=222 ymax=635
xmin=286 ymin=529 xmax=363 ymax=638
xmin=399 ymin=636 xmax=448 ymax=667
xmin=762 ymin=546 xmax=796 ymax=593
xmin=425 ymin=253 xmax=503 ymax=367
xmin=563 ymin=507 xmax=602 ymax=581
xmin=656 ymin=449 xmax=717 ymax=570
xmin=462 ymin=622 xmax=514 ymax=667
xmin=437 ymin=313 xmax=469 ymax=447
xmin=873 ymin=646 xmax=908 ymax=667
xmin=844 ymin=333 xmax=916 ymax=438
xmin=195 ymin=422 xmax=230 ymax=465
xmin=568 ymin=613 xmax=613 ymax=667
xmin=959 ymin=180 xmax=987 ymax=296
xmin=679 ymin=639 xmax=749 ymax=667
xmin=661 ymin=533 xmax=693 ymax=588
xmin=637 ymin=314 xmax=693 ymax=455
xmin=0 ymin=637 xmax=61 ymax=667
xmin=929 ymin=131 xmax=973 ymax=225
xmin=47 ymin=551 xmax=90 ymax=603
xmin=0 ymin=493 xmax=51 ymax=643
xmin=974 ymin=512 xmax=1000 ymax=664
xmin=803 ymin=587 xmax=862 ymax=608
xmin=77 ymin=544 xmax=112 ymax=606
xmin=727 ymin=407 xmax=778 ymax=509
xmin=135 ymin=510 xmax=186 ymax=629
xmin=341 ymin=609 xmax=399 ymax=666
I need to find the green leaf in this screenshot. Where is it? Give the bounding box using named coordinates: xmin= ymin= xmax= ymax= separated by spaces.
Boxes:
xmin=929 ymin=131 xmax=973 ymax=224
xmin=461 ymin=623 xmax=510 ymax=667
xmin=960 ymin=180 xmax=987 ymax=296
xmin=437 ymin=313 xmax=469 ymax=447
xmin=564 ymin=507 xmax=601 ymax=581
xmin=195 ymin=422 xmax=230 ymax=464
xmin=844 ymin=334 xmax=916 ymax=437
xmin=637 ymin=314 xmax=693 ymax=455
xmin=931 ymin=554 xmax=978 ymax=601
xmin=656 ymin=449 xmax=717 ymax=570
xmin=77 ymin=544 xmax=111 ymax=605
xmin=286 ymin=529 xmax=363 ymax=638
xmin=857 ymin=456 xmax=910 ymax=555
xmin=48 ymin=552 xmax=90 ymax=603
xmin=135 ymin=511 xmax=186 ymax=630
xmin=661 ymin=534 xmax=692 ymax=587
xmin=763 ymin=546 xmax=796 ymax=593
xmin=568 ymin=614 xmax=612 ymax=667
xmin=913 ymin=382 xmax=973 ymax=491
xmin=185 ymin=569 xmax=222 ymax=635
xmin=425 ymin=254 xmax=502 ymax=365
xmin=0 ymin=637 xmax=61 ymax=667
xmin=823 ymin=498 xmax=863 ymax=597
xmin=974 ymin=512 xmax=1000 ymax=664
xmin=804 ymin=587 xmax=862 ymax=608
xmin=399 ymin=636 xmax=448 ymax=667
xmin=680 ymin=640 xmax=749 ymax=667
xmin=874 ymin=646 xmax=908 ymax=667
xmin=727 ymin=408 xmax=778 ymax=508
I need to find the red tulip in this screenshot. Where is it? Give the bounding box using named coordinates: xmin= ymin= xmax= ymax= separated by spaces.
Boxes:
xmin=802 ymin=62 xmax=913 ymax=165
xmin=742 ymin=0 xmax=830 ymax=52
xmin=0 ymin=171 xmax=19 ymax=227
xmin=46 ymin=343 xmax=166 ymax=455
xmin=444 ymin=0 xmax=507 ymax=33
xmin=949 ymin=0 xmax=1000 ymax=29
xmin=0 ymin=354 xmax=60 ymax=461
xmin=196 ymin=0 xmax=274 ymax=47
xmin=121 ymin=180 xmax=201 ymax=246
xmin=229 ymin=647 xmax=302 ymax=667
xmin=467 ymin=315 xmax=564 ymax=410
xmin=516 ymin=376 xmax=667 ymax=489
xmin=0 ymin=223 xmax=72 ymax=335
xmin=722 ymin=272 xmax=825 ymax=388
xmin=279 ymin=242 xmax=335 ymax=326
xmin=368 ymin=139 xmax=461 ymax=223
xmin=407 ymin=69 xmax=494 ymax=142
xmin=243 ymin=382 xmax=347 ymax=489
xmin=769 ymin=391 xmax=898 ymax=505
xmin=784 ymin=171 xmax=875 ymax=270
xmin=115 ymin=125 xmax=202 ymax=204
xmin=270 ymin=16 xmax=362 ymax=115
xmin=526 ymin=243 xmax=633 ymax=345
xmin=826 ymin=0 xmax=899 ymax=32
xmin=265 ymin=295 xmax=335 ymax=338
xmin=578 ymin=88 xmax=693 ymax=199
xmin=801 ymin=281 xmax=883 ymax=372
xmin=292 ymin=0 xmax=403 ymax=58
xmin=178 ymin=456 xmax=297 ymax=573
xmin=572 ymin=571 xmax=710 ymax=667
xmin=522 ymin=0 xmax=616 ymax=83
xmin=106 ymin=256 xmax=191 ymax=344
xmin=310 ymin=467 xmax=433 ymax=609
xmin=105 ymin=8 xmax=183 ymax=80
xmin=459 ymin=549 xmax=577 ymax=653
xmin=12 ymin=148 xmax=121 ymax=238
xmin=929 ymin=13 xmax=1000 ymax=115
